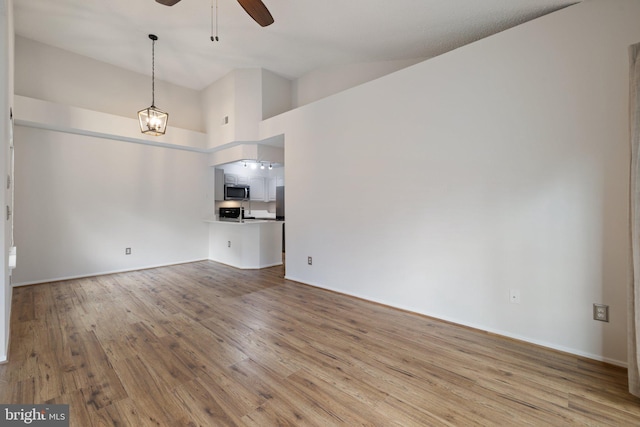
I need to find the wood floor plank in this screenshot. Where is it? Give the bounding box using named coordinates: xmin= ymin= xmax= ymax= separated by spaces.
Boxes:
xmin=229 ymin=358 xmax=339 ymax=427
xmin=190 ymin=364 xmax=267 ymax=420
xmin=110 ymin=355 xmax=184 ymax=426
xmin=63 ymin=330 xmax=127 ymax=408
xmin=284 ymin=369 xmax=379 ymax=426
xmin=374 ymin=394 xmax=459 ymax=427
xmin=98 ymin=397 xmax=157 ymax=427
xmin=46 ymin=389 xmax=118 ymax=427
xmin=172 ymin=378 xmax=241 ymax=427
xmin=3 ymin=260 xmax=640 ymax=426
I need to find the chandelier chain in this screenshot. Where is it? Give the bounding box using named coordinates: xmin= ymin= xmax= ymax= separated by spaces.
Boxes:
xmin=151 ymin=37 xmax=155 ymax=107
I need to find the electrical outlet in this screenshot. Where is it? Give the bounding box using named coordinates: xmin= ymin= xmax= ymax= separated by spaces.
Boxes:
xmin=308 ymin=256 xmax=312 ymax=265
xmin=593 ymin=304 xmax=609 ymax=322
xmin=125 ymin=248 xmax=131 ymax=255
xmin=228 ymin=241 xmax=231 ymax=248
xmin=509 ymin=289 xmax=520 ymax=304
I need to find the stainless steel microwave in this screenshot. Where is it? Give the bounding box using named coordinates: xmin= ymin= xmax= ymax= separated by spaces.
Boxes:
xmin=224 ymin=184 xmax=250 ymax=201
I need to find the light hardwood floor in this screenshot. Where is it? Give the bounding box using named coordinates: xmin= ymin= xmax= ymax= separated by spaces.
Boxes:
xmin=1 ymin=260 xmax=639 ymax=426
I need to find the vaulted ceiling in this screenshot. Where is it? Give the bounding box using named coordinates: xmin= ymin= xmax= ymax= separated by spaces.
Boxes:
xmin=13 ymin=0 xmax=577 ymax=90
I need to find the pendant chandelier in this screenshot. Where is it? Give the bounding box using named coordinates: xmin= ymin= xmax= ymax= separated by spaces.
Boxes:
xmin=138 ymin=34 xmax=169 ymax=136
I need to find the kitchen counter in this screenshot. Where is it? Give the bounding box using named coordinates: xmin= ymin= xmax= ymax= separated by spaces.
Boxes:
xmin=206 ymin=219 xmax=283 ymax=269
xmin=203 ymin=218 xmax=279 ymax=224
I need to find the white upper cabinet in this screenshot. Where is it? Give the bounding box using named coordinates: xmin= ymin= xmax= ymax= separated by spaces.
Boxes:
xmin=268 ymin=177 xmax=277 ymax=201
xmin=224 ymin=174 xmax=237 ymax=185
xmin=249 ymin=177 xmax=265 ymax=201
xmin=221 ymin=165 xmax=283 ymax=202
xmin=224 ymin=173 xmax=249 ymax=186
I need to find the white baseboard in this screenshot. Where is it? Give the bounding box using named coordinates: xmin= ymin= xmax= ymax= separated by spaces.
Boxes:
xmin=284 ymin=275 xmax=627 ymax=368
xmin=11 ymin=258 xmax=209 ymax=287
xmin=207 ymin=257 xmax=283 ymax=270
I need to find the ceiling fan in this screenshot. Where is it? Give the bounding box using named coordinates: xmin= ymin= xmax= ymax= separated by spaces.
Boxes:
xmin=155 ymin=0 xmax=274 ymax=27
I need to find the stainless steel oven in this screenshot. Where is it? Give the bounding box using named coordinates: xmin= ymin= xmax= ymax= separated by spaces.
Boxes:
xmin=219 ymin=207 xmax=244 ymax=222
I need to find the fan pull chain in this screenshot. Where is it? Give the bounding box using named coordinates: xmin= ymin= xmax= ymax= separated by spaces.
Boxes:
xmin=210 ymin=0 xmax=219 ymax=42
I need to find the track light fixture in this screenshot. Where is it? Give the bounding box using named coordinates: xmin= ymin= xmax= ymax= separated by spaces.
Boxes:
xmin=239 ymin=160 xmax=278 ymax=169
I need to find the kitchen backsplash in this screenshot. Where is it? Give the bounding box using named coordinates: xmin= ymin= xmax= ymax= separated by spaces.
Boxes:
xmin=215 ymin=200 xmax=276 ymax=214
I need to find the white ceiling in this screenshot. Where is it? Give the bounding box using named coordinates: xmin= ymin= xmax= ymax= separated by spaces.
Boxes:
xmin=13 ymin=0 xmax=578 ymax=91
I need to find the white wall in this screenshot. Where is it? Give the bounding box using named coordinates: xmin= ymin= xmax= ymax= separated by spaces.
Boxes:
xmin=234 ymin=69 xmax=262 ymax=142
xmin=262 ymin=69 xmax=292 ymax=120
xmin=12 ymin=124 xmax=209 ymax=286
xmin=208 ymin=143 xmax=258 ymax=166
xmin=15 ymin=37 xmax=205 ymax=132
xmin=0 ymin=0 xmax=13 ymax=362
xmin=201 ymin=71 xmax=236 ymax=149
xmin=292 ymin=58 xmax=426 ymax=107
xmin=11 ymin=32 xmax=214 ymax=288
xmin=261 ymin=0 xmax=639 ymax=365
xmin=15 ymin=96 xmax=207 ymax=152
xmin=201 ymin=69 xmax=264 ymax=148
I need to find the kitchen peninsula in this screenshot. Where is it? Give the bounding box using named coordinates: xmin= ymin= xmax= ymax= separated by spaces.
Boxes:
xmin=206 ymin=218 xmax=283 ymax=269
xmin=209 ymin=163 xmax=285 ymax=269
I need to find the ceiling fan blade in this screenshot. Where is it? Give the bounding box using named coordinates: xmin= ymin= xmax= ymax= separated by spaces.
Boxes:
xmin=156 ymin=0 xmax=181 ymax=6
xmin=236 ymin=0 xmax=274 ymax=27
